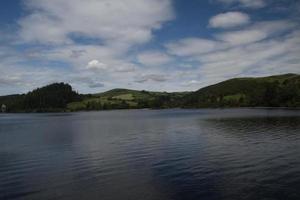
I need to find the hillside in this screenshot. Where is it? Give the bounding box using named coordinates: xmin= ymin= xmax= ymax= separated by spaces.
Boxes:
xmin=182 ymin=73 xmax=300 ymax=108
xmin=0 ymin=83 xmax=82 ymax=112
xmin=1 ymin=74 xmax=299 ymax=112
xmin=67 ymin=88 xmax=188 ymax=111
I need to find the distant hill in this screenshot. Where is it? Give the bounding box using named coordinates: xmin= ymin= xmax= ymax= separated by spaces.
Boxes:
xmin=1 ymin=74 xmax=299 ymax=112
xmin=0 ymin=83 xmax=81 ymax=112
xmin=182 ymin=73 xmax=300 ymax=108
xmin=67 ymin=88 xmax=188 ymax=111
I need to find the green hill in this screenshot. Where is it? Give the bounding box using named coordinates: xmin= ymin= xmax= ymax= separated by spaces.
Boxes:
xmin=182 ymin=73 xmax=300 ymax=108
xmin=1 ymin=74 xmax=299 ymax=112
xmin=67 ymin=88 xmax=188 ymax=111
xmin=0 ymin=83 xmax=81 ymax=112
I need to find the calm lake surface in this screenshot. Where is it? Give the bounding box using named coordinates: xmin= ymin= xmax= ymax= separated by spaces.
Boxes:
xmin=1 ymin=109 xmax=300 ymax=200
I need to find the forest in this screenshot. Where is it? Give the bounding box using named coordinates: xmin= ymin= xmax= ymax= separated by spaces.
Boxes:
xmin=1 ymin=74 xmax=299 ymax=112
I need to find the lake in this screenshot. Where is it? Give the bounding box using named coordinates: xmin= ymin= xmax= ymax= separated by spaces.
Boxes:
xmin=1 ymin=109 xmax=300 ymax=200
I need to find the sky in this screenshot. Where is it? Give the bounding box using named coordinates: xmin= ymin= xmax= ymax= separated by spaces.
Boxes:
xmin=0 ymin=0 xmax=300 ymax=95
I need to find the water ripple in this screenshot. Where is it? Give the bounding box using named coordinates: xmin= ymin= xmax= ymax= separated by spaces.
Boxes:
xmin=1 ymin=109 xmax=300 ymax=200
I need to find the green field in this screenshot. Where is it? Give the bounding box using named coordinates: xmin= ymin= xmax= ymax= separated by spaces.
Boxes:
xmin=67 ymin=89 xmax=188 ymax=111
xmin=1 ymin=74 xmax=299 ymax=112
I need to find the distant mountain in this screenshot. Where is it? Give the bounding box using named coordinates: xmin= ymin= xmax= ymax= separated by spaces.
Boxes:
xmin=1 ymin=74 xmax=299 ymax=112
xmin=182 ymin=73 xmax=300 ymax=108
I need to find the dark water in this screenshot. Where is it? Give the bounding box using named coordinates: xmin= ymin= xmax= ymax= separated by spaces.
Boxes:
xmin=1 ymin=109 xmax=300 ymax=200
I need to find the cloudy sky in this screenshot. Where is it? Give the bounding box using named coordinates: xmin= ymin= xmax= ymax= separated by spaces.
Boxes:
xmin=0 ymin=0 xmax=300 ymax=95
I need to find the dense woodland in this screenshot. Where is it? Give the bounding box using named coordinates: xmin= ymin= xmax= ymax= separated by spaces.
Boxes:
xmin=1 ymin=74 xmax=299 ymax=112
xmin=0 ymin=83 xmax=82 ymax=112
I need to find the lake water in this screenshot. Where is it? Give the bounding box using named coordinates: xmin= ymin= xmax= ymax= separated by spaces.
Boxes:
xmin=1 ymin=109 xmax=300 ymax=200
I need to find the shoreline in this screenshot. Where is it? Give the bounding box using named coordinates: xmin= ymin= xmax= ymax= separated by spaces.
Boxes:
xmin=1 ymin=106 xmax=300 ymax=114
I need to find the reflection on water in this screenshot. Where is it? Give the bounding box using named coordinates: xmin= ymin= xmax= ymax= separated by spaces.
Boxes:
xmin=0 ymin=109 xmax=300 ymax=200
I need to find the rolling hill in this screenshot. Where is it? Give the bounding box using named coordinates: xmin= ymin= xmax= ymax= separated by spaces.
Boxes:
xmin=182 ymin=73 xmax=300 ymax=108
xmin=1 ymin=73 xmax=299 ymax=112
xmin=67 ymin=88 xmax=188 ymax=111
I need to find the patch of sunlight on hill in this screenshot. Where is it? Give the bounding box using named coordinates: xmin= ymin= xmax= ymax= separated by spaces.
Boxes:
xmin=112 ymin=94 xmax=134 ymax=100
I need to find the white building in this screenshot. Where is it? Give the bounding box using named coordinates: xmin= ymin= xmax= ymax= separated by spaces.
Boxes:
xmin=1 ymin=104 xmax=6 ymax=112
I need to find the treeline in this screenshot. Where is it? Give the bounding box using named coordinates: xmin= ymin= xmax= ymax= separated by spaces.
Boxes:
xmin=0 ymin=83 xmax=82 ymax=112
xmin=182 ymin=74 xmax=300 ymax=108
xmin=68 ymin=91 xmax=183 ymax=112
xmin=1 ymin=74 xmax=299 ymax=112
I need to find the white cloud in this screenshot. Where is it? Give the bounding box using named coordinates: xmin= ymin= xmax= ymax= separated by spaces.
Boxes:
xmin=115 ymin=64 xmax=136 ymax=73
xmin=201 ymin=30 xmax=300 ymax=84
xmin=19 ymin=0 xmax=174 ymax=47
xmin=209 ymin=12 xmax=250 ymax=28
xmin=137 ymin=51 xmax=172 ymax=66
xmin=0 ymin=59 xmax=73 ymax=94
xmin=69 ymin=75 xmax=105 ymax=89
xmin=216 ymin=20 xmax=296 ymax=45
xmin=166 ymin=20 xmax=296 ymax=55
xmin=218 ymin=0 xmax=266 ymax=8
xmin=88 ymin=82 xmax=105 ymax=88
xmin=135 ymin=74 xmax=168 ymax=83
xmin=217 ymin=30 xmax=267 ymax=45
xmin=1 ymin=1 xmax=300 ymax=94
xmin=5 ymin=0 xmax=176 ymax=93
xmin=164 ymin=19 xmax=300 ymax=90
xmin=86 ymin=60 xmax=108 ymax=71
xmin=181 ymin=80 xmax=201 ymax=87
xmin=166 ymin=38 xmax=224 ymax=57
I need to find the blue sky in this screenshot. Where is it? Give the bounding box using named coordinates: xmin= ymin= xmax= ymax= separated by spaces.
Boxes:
xmin=0 ymin=0 xmax=300 ymax=95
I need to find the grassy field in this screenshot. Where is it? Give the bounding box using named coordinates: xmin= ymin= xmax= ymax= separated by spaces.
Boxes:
xmin=2 ymin=73 xmax=299 ymax=112
xmin=67 ymin=89 xmax=188 ymax=111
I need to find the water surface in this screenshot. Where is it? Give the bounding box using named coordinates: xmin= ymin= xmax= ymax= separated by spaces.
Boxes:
xmin=1 ymin=109 xmax=300 ymax=200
